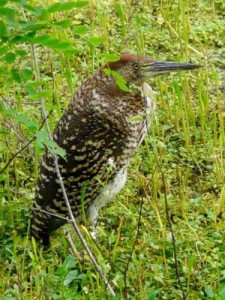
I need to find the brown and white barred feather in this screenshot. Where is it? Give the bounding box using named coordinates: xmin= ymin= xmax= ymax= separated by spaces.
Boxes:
xmin=31 ymin=56 xmax=155 ymax=245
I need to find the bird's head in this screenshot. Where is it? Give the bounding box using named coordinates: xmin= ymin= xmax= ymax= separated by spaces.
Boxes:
xmin=105 ymin=54 xmax=202 ymax=86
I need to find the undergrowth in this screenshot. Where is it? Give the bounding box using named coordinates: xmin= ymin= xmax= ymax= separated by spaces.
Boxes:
xmin=0 ymin=0 xmax=225 ymax=299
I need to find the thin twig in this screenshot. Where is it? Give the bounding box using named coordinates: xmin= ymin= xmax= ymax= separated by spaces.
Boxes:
xmin=0 ymin=95 xmax=40 ymax=106
xmin=64 ymin=229 xmax=83 ymax=261
xmin=32 ymin=207 xmax=72 ymax=223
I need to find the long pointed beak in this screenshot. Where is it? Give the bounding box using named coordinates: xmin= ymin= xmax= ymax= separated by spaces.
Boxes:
xmin=147 ymin=61 xmax=202 ymax=76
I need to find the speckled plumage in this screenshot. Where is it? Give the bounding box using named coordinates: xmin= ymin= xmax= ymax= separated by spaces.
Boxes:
xmin=31 ymin=54 xmax=200 ymax=245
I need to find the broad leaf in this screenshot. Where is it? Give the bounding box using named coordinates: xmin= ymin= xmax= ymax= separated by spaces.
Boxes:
xmin=21 ymin=68 xmax=33 ymax=81
xmin=64 ymin=270 xmax=78 ymax=286
xmin=54 ymin=19 xmax=72 ymax=29
xmin=87 ymin=36 xmax=104 ymax=47
xmin=4 ymin=52 xmax=16 ymax=63
xmin=0 ymin=7 xmax=16 ymax=16
xmin=104 ymin=54 xmax=120 ymax=62
xmin=73 ymin=25 xmax=88 ymax=35
xmin=11 ymin=68 xmax=21 ymax=83
xmin=47 ymin=1 xmax=89 ymax=14
xmin=0 ymin=20 xmax=9 ymax=37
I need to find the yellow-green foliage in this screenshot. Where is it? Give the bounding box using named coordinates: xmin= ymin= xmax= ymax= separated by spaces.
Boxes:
xmin=0 ymin=0 xmax=225 ymax=299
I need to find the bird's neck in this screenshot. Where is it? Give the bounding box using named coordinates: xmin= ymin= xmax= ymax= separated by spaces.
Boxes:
xmin=94 ymin=71 xmax=129 ymax=97
xmin=72 ymin=71 xmax=146 ymax=120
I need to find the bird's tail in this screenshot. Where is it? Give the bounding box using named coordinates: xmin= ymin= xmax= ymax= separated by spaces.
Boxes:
xmin=30 ymin=205 xmax=51 ymax=246
xmin=30 ymin=202 xmax=67 ymax=246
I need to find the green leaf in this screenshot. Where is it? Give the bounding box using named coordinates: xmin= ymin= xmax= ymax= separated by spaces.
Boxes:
xmin=148 ymin=290 xmax=158 ymax=300
xmin=11 ymin=68 xmax=21 ymax=83
xmin=111 ymin=70 xmax=130 ymax=92
xmin=0 ymin=0 xmax=7 ymax=7
xmin=115 ymin=3 xmax=124 ymax=19
xmin=54 ymin=146 xmax=66 ymax=158
xmin=205 ymin=286 xmax=214 ymax=298
xmin=65 ymin=67 xmax=74 ymax=94
xmin=73 ymin=25 xmax=88 ymax=35
xmin=0 ymin=67 xmax=6 ymax=75
xmin=0 ymin=101 xmax=5 ymax=112
xmin=0 ymin=174 xmax=7 ymax=182
xmin=46 ymin=139 xmax=61 ymax=149
xmin=36 ymin=131 xmax=66 ymax=156
xmin=103 ymin=68 xmax=130 ymax=92
xmin=0 ymin=45 xmax=9 ymax=55
xmin=15 ymin=113 xmax=30 ymax=124
xmin=23 ymin=5 xmax=43 ymax=16
xmin=32 ymin=34 xmax=74 ymax=52
xmin=6 ymin=13 xmax=17 ymax=28
xmin=64 ymin=255 xmax=77 ymax=270
xmin=11 ymin=0 xmax=27 ymax=5
xmin=15 ymin=114 xmax=38 ymax=131
xmin=0 ymin=130 xmax=8 ymax=135
xmin=4 ymin=52 xmax=16 ymax=63
xmin=27 ymin=122 xmax=38 ymax=132
xmin=32 ymin=34 xmax=51 ymax=44
xmin=64 ymin=270 xmax=78 ymax=286
xmin=0 ymin=20 xmax=9 ymax=37
xmin=36 ymin=130 xmax=48 ymax=142
xmin=22 ymin=21 xmax=48 ymax=31
xmin=63 ymin=48 xmax=79 ymax=55
xmin=21 ymin=68 xmax=33 ymax=81
xmin=16 ymin=50 xmax=27 ymax=57
xmin=4 ymin=108 xmax=17 ymax=116
xmin=25 ymin=80 xmax=46 ymax=94
xmin=47 ymin=1 xmax=89 ymax=13
xmin=47 ymin=2 xmax=62 ymax=13
xmin=87 ymin=36 xmax=104 ymax=47
xmin=25 ymin=80 xmax=46 ymax=88
xmin=11 ymin=35 xmax=23 ymax=44
xmin=30 ymin=90 xmax=52 ymax=100
xmin=218 ymin=284 xmax=225 ymax=298
xmin=11 ymin=33 xmax=34 ymax=44
xmin=48 ymin=39 xmax=72 ymax=50
xmin=44 ymin=139 xmax=66 ymax=159
xmin=103 ymin=68 xmax=112 ymax=75
xmin=0 ymin=7 xmax=16 ymax=16
xmin=54 ymin=19 xmax=72 ymax=28
xmin=104 ymin=54 xmax=120 ymax=62
xmin=36 ymin=130 xmax=48 ymax=151
xmin=116 ymin=80 xmax=130 ymax=92
xmin=25 ymin=85 xmax=37 ymax=95
xmin=71 ymin=1 xmax=89 ymax=8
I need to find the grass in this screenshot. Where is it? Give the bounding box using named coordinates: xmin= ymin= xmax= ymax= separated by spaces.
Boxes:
xmin=1 ymin=0 xmax=225 ymax=299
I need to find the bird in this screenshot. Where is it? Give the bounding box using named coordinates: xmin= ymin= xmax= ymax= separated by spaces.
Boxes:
xmin=30 ymin=53 xmax=201 ymax=245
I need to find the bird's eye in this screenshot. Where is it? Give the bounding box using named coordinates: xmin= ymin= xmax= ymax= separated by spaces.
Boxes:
xmin=133 ymin=63 xmax=139 ymax=70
